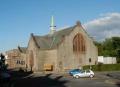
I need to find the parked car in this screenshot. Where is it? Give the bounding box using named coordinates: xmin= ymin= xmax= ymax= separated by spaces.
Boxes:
xmin=73 ymin=70 xmax=94 ymax=78
xmin=69 ymin=69 xmax=82 ymax=76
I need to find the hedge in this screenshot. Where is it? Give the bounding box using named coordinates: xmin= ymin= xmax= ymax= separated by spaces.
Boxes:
xmin=83 ymin=64 xmax=120 ymax=71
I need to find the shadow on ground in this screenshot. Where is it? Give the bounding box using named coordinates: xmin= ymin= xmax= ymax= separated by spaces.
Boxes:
xmin=9 ymin=69 xmax=68 ymax=87
xmin=10 ymin=69 xmax=33 ymax=79
xmin=106 ymin=73 xmax=120 ymax=87
xmin=1 ymin=69 xmax=33 ymax=87
xmin=116 ymin=82 xmax=120 ymax=87
xmin=12 ymin=73 xmax=68 ymax=87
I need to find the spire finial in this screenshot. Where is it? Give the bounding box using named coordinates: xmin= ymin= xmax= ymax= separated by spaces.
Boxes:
xmin=50 ymin=16 xmax=56 ymax=34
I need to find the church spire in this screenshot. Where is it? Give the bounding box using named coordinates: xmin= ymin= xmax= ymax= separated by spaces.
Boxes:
xmin=50 ymin=16 xmax=56 ymax=34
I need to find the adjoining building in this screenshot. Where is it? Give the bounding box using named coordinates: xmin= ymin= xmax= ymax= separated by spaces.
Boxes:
xmin=6 ymin=46 xmax=27 ymax=69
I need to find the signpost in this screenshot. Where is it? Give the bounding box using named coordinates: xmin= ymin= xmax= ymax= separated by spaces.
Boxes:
xmin=89 ymin=58 xmax=92 ymax=70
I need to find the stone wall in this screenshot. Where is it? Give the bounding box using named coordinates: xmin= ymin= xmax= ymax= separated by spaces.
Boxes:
xmin=57 ymin=25 xmax=98 ymax=71
xmin=37 ymin=50 xmax=57 ymax=71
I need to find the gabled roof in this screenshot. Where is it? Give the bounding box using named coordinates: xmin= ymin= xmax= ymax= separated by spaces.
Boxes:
xmin=30 ymin=21 xmax=91 ymax=50
xmin=18 ymin=46 xmax=27 ymax=53
xmin=31 ymin=26 xmax=75 ymax=50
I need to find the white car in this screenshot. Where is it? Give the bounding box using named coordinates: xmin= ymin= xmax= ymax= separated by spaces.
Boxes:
xmin=73 ymin=70 xmax=94 ymax=78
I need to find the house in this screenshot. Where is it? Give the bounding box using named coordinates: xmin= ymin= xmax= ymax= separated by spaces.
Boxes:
xmin=6 ymin=46 xmax=27 ymax=69
xmin=26 ymin=21 xmax=98 ymax=72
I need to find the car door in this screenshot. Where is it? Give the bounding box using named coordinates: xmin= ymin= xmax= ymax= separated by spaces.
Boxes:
xmin=85 ymin=70 xmax=91 ymax=77
xmin=80 ymin=70 xmax=86 ymax=77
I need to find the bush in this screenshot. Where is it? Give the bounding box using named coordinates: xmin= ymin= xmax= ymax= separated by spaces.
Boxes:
xmin=83 ymin=64 xmax=120 ymax=71
xmin=117 ymin=58 xmax=120 ymax=63
xmin=97 ymin=63 xmax=103 ymax=71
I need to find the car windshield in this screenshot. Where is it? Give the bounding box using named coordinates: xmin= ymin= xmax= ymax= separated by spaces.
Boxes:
xmin=70 ymin=69 xmax=77 ymax=72
xmin=74 ymin=69 xmax=80 ymax=71
xmin=86 ymin=70 xmax=90 ymax=73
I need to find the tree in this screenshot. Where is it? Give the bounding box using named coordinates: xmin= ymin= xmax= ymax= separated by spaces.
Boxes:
xmin=95 ymin=37 xmax=120 ymax=63
xmin=94 ymin=41 xmax=103 ymax=56
xmin=116 ymin=49 xmax=120 ymax=63
xmin=112 ymin=37 xmax=120 ymax=49
xmin=0 ymin=53 xmax=6 ymax=71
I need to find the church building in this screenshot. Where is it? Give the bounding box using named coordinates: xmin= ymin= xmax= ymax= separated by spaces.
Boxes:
xmin=26 ymin=17 xmax=98 ymax=72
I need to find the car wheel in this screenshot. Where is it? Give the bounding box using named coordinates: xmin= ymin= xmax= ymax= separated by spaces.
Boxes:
xmin=75 ymin=75 xmax=80 ymax=79
xmin=90 ymin=74 xmax=94 ymax=78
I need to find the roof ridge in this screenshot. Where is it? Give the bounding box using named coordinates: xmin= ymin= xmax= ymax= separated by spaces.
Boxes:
xmin=30 ymin=25 xmax=76 ymax=50
xmin=55 ymin=25 xmax=75 ymax=33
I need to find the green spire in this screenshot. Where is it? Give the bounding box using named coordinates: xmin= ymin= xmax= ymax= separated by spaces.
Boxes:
xmin=50 ymin=16 xmax=56 ymax=34
xmin=51 ymin=16 xmax=54 ymax=29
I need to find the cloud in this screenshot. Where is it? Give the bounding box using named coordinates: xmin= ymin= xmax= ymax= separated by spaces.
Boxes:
xmin=83 ymin=12 xmax=120 ymax=41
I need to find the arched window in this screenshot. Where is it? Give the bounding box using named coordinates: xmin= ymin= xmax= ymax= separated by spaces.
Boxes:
xmin=73 ymin=33 xmax=86 ymax=53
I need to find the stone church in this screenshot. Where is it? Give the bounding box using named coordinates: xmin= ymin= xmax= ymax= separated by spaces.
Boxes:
xmin=26 ymin=18 xmax=98 ymax=72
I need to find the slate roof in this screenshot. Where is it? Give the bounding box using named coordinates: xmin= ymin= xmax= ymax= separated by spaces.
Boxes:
xmin=32 ymin=26 xmax=76 ymax=50
xmin=18 ymin=46 xmax=27 ymax=53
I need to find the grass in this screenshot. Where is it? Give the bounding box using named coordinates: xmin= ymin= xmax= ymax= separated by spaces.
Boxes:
xmin=83 ymin=63 xmax=120 ymax=71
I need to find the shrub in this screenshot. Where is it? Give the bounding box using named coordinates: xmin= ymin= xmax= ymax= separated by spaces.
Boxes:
xmin=83 ymin=64 xmax=120 ymax=71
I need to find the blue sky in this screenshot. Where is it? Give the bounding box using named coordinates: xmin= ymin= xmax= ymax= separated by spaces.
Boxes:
xmin=0 ymin=0 xmax=120 ymax=52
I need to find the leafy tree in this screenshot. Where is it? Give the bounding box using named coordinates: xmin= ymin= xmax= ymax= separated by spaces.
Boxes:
xmin=112 ymin=37 xmax=120 ymax=49
xmin=94 ymin=41 xmax=103 ymax=56
xmin=95 ymin=37 xmax=120 ymax=63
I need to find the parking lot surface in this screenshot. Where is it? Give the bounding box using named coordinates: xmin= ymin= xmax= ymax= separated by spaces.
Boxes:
xmin=9 ymin=71 xmax=120 ymax=87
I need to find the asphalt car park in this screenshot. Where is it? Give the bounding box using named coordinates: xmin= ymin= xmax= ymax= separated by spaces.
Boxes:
xmin=0 ymin=71 xmax=12 ymax=87
xmin=9 ymin=71 xmax=120 ymax=87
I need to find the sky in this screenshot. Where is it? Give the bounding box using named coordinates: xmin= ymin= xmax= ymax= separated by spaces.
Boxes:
xmin=0 ymin=0 xmax=120 ymax=52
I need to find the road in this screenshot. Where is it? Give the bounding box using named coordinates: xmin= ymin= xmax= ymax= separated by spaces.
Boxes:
xmin=9 ymin=72 xmax=120 ymax=87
